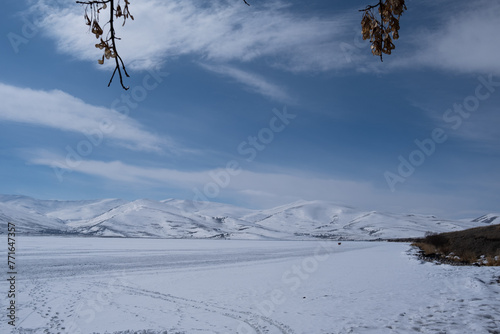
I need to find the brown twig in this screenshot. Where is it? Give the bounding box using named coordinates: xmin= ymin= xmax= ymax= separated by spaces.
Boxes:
xmin=107 ymin=0 xmax=129 ymax=89
xmin=76 ymin=0 xmax=130 ymax=90
xmin=358 ymin=1 xmax=382 ymax=12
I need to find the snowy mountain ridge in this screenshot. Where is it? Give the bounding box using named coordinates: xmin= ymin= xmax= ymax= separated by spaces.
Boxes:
xmin=0 ymin=195 xmax=494 ymax=240
xmin=471 ymin=213 xmax=500 ymax=225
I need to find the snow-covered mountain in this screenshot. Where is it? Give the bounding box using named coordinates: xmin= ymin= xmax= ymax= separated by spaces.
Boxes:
xmin=0 ymin=195 xmax=492 ymax=240
xmin=0 ymin=201 xmax=70 ymax=234
xmin=472 ymin=213 xmax=500 ymax=225
xmin=241 ymin=200 xmax=481 ymax=240
xmin=0 ymin=195 xmax=127 ymax=221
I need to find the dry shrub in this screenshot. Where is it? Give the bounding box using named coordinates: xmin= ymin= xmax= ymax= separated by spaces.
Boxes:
xmin=459 ymin=251 xmax=479 ymax=264
xmin=412 ymin=224 xmax=500 ymax=266
xmin=485 ymin=255 xmax=500 ymax=266
xmin=412 ymin=242 xmax=438 ymax=256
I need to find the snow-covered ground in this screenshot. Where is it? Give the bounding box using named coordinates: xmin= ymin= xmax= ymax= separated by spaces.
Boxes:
xmin=2 ymin=236 xmax=499 ymax=334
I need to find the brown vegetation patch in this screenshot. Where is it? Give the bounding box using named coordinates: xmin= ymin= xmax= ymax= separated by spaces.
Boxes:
xmin=412 ymin=224 xmax=500 ymax=266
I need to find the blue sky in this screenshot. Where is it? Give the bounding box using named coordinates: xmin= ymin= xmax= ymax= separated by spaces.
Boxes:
xmin=1 ymin=0 xmax=499 ymax=218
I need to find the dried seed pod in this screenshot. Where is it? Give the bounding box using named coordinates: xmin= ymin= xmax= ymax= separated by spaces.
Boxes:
xmin=388 ymin=16 xmax=400 ymax=39
xmin=379 ymin=3 xmax=391 ymax=23
xmin=95 ymin=38 xmax=106 ymax=50
xmin=116 ymin=5 xmax=122 ymax=17
xmin=104 ymin=47 xmax=112 ymax=59
xmin=382 ymin=34 xmax=395 ymax=54
xmin=91 ymin=20 xmax=103 ymax=38
xmin=361 ymin=12 xmax=373 ymax=40
xmin=85 ymin=13 xmax=91 ymax=26
xmin=370 ymin=20 xmax=382 ymax=41
xmin=391 ymin=0 xmax=406 ymax=16
xmin=371 ymin=41 xmax=382 ymax=56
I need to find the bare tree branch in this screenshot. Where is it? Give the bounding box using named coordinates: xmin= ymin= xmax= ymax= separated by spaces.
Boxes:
xmin=76 ymin=0 xmax=251 ymax=89
xmin=359 ymin=2 xmax=382 ymax=12
xmin=107 ymin=0 xmax=130 ymax=89
xmin=76 ymin=0 xmax=132 ymax=90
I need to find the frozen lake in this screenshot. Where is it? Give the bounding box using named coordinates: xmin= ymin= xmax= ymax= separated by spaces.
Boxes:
xmin=1 ymin=237 xmax=499 ymax=333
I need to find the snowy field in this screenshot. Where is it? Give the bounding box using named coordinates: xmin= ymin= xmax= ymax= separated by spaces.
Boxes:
xmin=2 ymin=237 xmax=499 ymax=334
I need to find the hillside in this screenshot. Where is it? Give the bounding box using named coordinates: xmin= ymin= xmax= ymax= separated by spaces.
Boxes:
xmin=0 ymin=195 xmax=492 ymax=240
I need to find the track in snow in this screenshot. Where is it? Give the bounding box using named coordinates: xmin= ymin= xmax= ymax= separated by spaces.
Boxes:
xmin=91 ymin=281 xmax=296 ymax=334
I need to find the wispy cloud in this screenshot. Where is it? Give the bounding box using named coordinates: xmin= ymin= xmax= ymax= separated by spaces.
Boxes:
xmin=31 ymin=0 xmax=500 ymax=76
xmin=199 ymin=63 xmax=293 ymax=103
xmin=30 ymin=153 xmax=220 ymax=185
xmin=29 ymin=153 xmax=480 ymax=215
xmin=29 ymin=153 xmax=376 ymax=206
xmin=391 ymin=1 xmax=500 ymax=75
xmin=33 ymin=0 xmax=354 ymax=72
xmin=0 ymin=82 xmax=175 ymax=153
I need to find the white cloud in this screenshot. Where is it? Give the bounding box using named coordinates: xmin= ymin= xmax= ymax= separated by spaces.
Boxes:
xmin=0 ymin=82 xmax=176 ymax=153
xmin=33 ymin=0 xmax=354 ymax=72
xmin=29 ymin=153 xmax=373 ymax=205
xmin=29 ymin=153 xmax=479 ymax=215
xmin=30 ymin=153 xmax=219 ymax=185
xmin=199 ymin=63 xmax=293 ymax=103
xmin=392 ymin=1 xmax=500 ymax=75
xmin=31 ymin=0 xmax=500 ymax=77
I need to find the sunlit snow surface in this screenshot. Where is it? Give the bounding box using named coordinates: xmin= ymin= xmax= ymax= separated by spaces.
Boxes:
xmin=2 ymin=237 xmax=499 ymax=334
